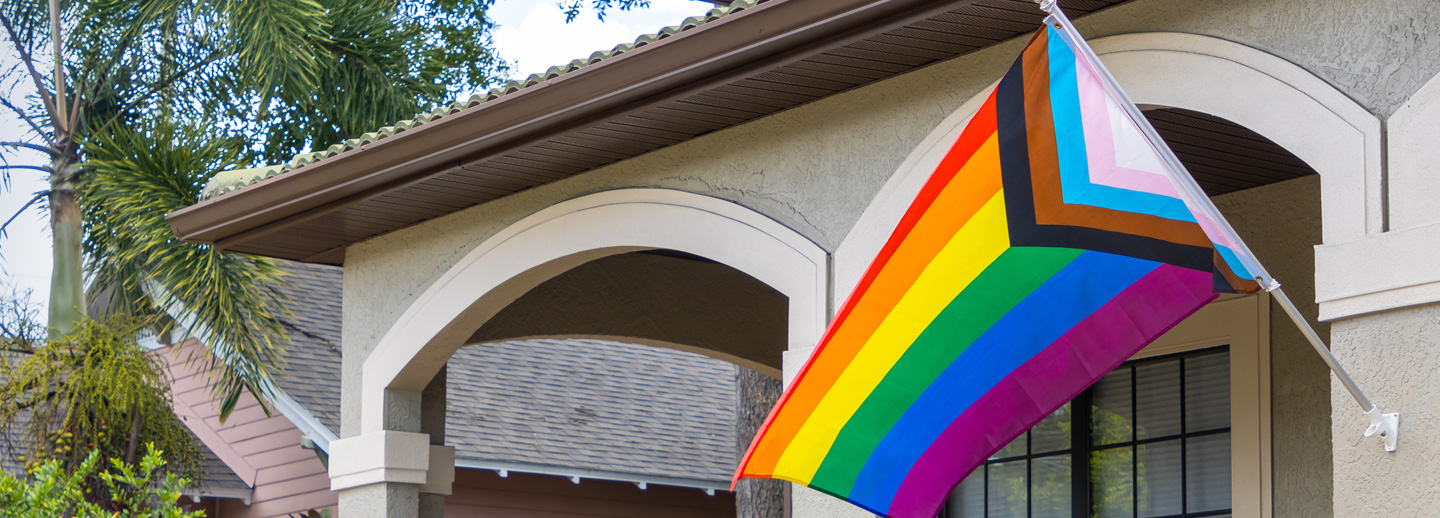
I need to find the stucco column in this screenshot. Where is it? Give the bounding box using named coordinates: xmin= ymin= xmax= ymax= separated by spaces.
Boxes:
xmin=332 ymin=379 xmax=453 ymax=518
xmin=782 ymin=346 xmax=876 ymax=518
xmin=332 ymin=388 xmax=426 ymax=518
xmin=419 ymin=367 xmax=454 ymax=518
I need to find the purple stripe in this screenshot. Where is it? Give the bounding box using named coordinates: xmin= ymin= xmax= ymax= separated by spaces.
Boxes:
xmin=884 ymin=264 xmax=1216 ymax=518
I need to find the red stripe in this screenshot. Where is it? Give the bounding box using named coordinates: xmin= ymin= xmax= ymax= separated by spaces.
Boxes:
xmin=735 ymin=91 xmax=1000 ymax=481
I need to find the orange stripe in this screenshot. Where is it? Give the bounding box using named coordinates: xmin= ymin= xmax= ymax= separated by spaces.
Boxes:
xmin=742 ymin=106 xmax=1007 ymax=475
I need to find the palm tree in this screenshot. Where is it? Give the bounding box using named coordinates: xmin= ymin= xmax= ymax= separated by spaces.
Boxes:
xmin=0 ymin=0 xmax=506 ymax=418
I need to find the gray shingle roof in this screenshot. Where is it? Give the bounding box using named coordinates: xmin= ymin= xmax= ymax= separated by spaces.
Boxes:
xmin=270 ymin=263 xmax=739 ymax=484
xmin=271 ymin=262 xmax=345 ymax=432
xmin=194 ymin=442 xmax=251 ymax=494
xmin=447 ymin=338 xmax=737 ymax=483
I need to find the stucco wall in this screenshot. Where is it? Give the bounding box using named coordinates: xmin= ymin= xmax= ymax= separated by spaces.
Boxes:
xmin=342 ymin=0 xmax=1438 ymax=435
xmin=1330 ymin=304 xmax=1440 ymax=516
xmin=1213 ymin=176 xmax=1331 ymax=518
xmin=1076 ymin=0 xmax=1440 ymax=119
xmin=334 ymin=1 xmax=1440 ymax=515
xmin=339 ymin=23 xmax=1018 ymax=436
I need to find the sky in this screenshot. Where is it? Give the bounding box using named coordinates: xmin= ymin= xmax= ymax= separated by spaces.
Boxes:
xmin=0 ymin=0 xmax=716 ymax=322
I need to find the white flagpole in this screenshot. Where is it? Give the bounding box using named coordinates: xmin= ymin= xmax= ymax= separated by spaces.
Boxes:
xmin=1033 ymin=0 xmax=1399 ymax=452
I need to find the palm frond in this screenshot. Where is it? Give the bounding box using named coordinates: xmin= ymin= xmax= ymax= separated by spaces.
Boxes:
xmin=80 ymin=121 xmax=290 ymax=420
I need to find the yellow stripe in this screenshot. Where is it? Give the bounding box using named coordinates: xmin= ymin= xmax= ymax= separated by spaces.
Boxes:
xmin=772 ymin=190 xmax=1011 ymax=483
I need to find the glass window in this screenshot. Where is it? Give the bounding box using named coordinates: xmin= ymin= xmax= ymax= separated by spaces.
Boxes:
xmin=945 ymin=348 xmax=1231 ymax=518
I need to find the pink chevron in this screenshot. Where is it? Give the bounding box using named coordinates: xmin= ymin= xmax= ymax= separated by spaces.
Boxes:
xmin=1073 ymin=56 xmax=1241 ymax=251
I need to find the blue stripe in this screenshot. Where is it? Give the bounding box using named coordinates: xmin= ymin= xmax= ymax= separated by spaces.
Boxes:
xmin=1045 ymin=28 xmax=1197 ymax=223
xmin=1215 ymin=244 xmax=1255 ymax=281
xmin=845 ymin=250 xmax=1160 ymax=512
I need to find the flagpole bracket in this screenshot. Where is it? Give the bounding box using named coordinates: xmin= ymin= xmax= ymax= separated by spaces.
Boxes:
xmin=1363 ymin=405 xmax=1400 ymax=453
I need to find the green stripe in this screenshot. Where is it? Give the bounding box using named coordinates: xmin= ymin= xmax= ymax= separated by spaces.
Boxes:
xmin=808 ymin=246 xmax=1084 ymax=496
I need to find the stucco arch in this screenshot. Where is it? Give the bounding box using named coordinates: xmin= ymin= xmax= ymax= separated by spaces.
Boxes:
xmin=358 ymin=188 xmax=828 ymax=433
xmin=836 ymin=32 xmax=1382 ymax=300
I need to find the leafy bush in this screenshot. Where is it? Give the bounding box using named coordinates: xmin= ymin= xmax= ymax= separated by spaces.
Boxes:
xmin=0 ymin=317 xmax=202 ymax=483
xmin=0 ymin=444 xmax=204 ymax=518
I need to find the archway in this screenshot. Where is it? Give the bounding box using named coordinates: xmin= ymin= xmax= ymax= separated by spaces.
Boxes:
xmin=835 ymin=31 xmax=1362 ymax=518
xmin=837 ymin=32 xmax=1380 ymax=296
xmin=357 ymin=188 xmax=828 ymax=433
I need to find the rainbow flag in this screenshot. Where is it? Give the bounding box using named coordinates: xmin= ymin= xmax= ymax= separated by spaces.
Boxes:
xmin=733 ymin=25 xmax=1262 ymax=518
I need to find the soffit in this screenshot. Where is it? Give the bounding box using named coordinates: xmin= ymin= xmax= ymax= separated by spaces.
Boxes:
xmin=1145 ymin=108 xmax=1317 ymax=196
xmin=169 ymin=0 xmax=1130 ymax=264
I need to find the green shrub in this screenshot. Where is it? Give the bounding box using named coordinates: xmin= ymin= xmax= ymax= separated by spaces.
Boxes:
xmin=0 ymin=444 xmax=204 ymax=518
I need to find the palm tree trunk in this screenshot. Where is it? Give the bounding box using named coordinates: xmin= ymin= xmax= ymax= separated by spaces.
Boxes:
xmin=44 ymin=0 xmax=82 ymax=340
xmin=736 ymin=366 xmax=784 ymax=518
xmin=49 ymin=159 xmax=83 ymax=339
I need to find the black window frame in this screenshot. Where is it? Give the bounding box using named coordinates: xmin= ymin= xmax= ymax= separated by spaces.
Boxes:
xmin=943 ymin=346 xmax=1234 ymax=518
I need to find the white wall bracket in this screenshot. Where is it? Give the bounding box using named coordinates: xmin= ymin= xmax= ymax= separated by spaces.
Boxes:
xmin=1364 ymin=405 xmax=1400 ymax=452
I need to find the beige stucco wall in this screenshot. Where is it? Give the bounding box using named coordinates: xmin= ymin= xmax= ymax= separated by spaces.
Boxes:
xmin=1330 ymin=304 xmax=1440 ymax=516
xmin=343 ymin=0 xmax=1438 ymax=428
xmin=1214 ymin=176 xmax=1331 ymax=518
xmin=336 ymin=0 xmax=1440 ymax=515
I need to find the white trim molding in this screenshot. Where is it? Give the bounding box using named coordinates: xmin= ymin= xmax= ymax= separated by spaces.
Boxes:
xmin=1386 ymin=69 xmax=1440 ymax=232
xmin=268 ymin=385 xmax=339 ymax=452
xmin=453 ymin=458 xmax=729 ymax=493
xmin=1137 ymin=294 xmax=1273 ymax=518
xmin=358 ymin=188 xmax=828 ymax=434
xmin=329 ymin=431 xmax=433 ymax=491
xmin=1314 ymin=222 xmax=1440 ymax=321
xmin=183 ymin=487 xmax=254 ymax=505
xmin=420 ymin=445 xmax=456 ymax=495
xmin=1320 ymin=68 xmax=1440 ymax=320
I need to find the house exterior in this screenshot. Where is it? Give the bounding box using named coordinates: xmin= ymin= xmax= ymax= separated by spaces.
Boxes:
xmin=164 ymin=0 xmax=1440 ymax=516
xmin=4 ymin=263 xmax=741 ymax=518
xmin=158 ymin=262 xmax=742 ymax=517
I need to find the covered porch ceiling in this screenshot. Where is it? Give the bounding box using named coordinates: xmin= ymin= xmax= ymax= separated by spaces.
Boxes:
xmin=168 ymin=0 xmax=1146 ymax=265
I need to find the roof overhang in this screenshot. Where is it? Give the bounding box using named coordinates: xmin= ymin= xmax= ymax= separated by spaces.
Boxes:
xmin=167 ymin=0 xmax=1128 ymax=264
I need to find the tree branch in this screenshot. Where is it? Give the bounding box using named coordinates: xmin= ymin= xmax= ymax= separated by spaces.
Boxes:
xmin=0 ymin=11 xmax=61 ymax=132
xmin=7 ymin=391 xmax=61 ymax=411
xmin=0 ymin=191 xmax=48 ymax=238
xmin=123 ymin=402 xmax=140 ymax=465
xmin=0 ymin=97 xmax=52 ymax=146
xmin=0 ymin=165 xmax=51 ymax=174
xmin=110 ymin=48 xmax=227 ymax=129
xmin=0 ymin=141 xmax=57 ymax=156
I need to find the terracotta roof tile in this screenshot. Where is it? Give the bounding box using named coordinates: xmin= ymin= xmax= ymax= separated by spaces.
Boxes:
xmin=201 ymin=0 xmax=766 ymax=200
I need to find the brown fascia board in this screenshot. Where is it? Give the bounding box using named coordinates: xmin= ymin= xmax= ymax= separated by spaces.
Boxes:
xmin=166 ymin=0 xmax=987 ymax=249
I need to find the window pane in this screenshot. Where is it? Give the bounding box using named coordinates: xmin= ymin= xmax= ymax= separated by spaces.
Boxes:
xmin=988 ymin=461 xmax=1028 ymax=518
xmin=1137 ymin=440 xmax=1182 ymax=518
xmin=1032 ymin=403 xmax=1072 ymax=454
xmin=1185 ymin=352 xmax=1230 ymax=432
xmin=1031 ymin=455 xmax=1071 ymax=518
xmin=1135 ymin=360 xmax=1181 ymax=440
xmin=993 ymin=432 xmax=1027 ymax=460
xmin=947 ymin=470 xmax=985 ymax=518
xmin=1186 ymin=433 xmax=1232 ymax=512
xmin=1092 ymin=368 xmax=1134 ymax=446
xmin=1090 ymin=448 xmax=1134 ymax=518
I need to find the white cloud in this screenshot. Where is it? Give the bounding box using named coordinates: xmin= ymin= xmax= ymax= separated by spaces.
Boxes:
xmin=491 ymin=0 xmax=715 ymax=80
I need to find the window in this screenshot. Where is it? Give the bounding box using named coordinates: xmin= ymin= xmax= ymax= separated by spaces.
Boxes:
xmin=946 ymin=348 xmax=1233 ymax=518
